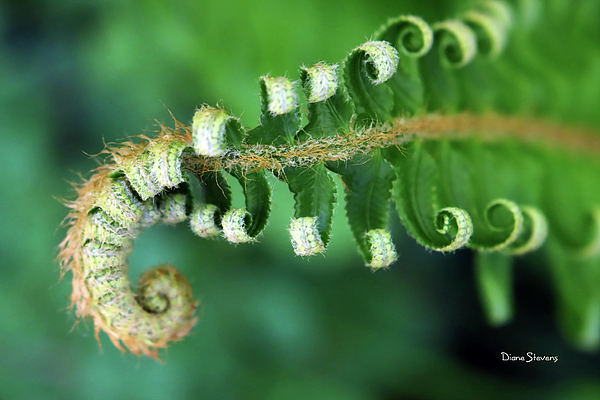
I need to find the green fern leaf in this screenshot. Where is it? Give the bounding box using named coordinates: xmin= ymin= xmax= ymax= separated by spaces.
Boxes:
xmin=343 ymin=41 xmax=399 ymax=125
xmin=327 ymin=150 xmax=396 ymax=267
xmin=550 ymin=241 xmax=600 ymax=351
xmin=227 ymin=168 xmax=272 ymax=240
xmin=374 ymin=15 xmax=433 ymax=116
xmin=385 ymin=140 xmax=473 ymax=252
xmin=475 ymin=251 xmax=514 ymax=326
xmin=246 ymin=76 xmax=301 ymax=145
xmin=299 ymin=63 xmax=352 ymax=139
xmin=280 ymin=164 xmax=337 ymax=251
xmin=194 ymin=171 xmax=232 ymax=224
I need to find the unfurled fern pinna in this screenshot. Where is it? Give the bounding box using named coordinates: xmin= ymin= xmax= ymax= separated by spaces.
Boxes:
xmin=57 ymin=0 xmax=600 ymax=359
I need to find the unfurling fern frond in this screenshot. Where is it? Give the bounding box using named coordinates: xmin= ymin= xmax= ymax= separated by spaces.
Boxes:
xmin=58 ymin=0 xmax=600 ymax=358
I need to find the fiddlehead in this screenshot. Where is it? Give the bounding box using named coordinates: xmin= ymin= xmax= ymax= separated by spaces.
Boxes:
xmin=58 ymin=0 xmax=600 ymax=357
xmin=58 ymin=158 xmax=198 ymax=359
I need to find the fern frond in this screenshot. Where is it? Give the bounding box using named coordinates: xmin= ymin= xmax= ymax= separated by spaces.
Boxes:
xmin=58 ymin=0 xmax=600 ymax=357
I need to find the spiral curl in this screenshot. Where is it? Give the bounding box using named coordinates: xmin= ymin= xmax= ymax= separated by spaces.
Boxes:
xmin=57 ymin=0 xmax=600 ymax=357
xmin=58 ymin=142 xmax=199 ymax=359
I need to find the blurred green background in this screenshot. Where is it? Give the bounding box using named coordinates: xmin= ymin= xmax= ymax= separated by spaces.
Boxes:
xmin=2 ymin=0 xmax=600 ymax=399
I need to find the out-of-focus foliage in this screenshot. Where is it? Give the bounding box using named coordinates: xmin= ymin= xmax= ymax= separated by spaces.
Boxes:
xmin=2 ymin=0 xmax=600 ymax=399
